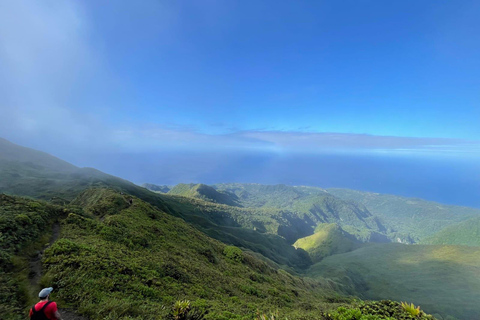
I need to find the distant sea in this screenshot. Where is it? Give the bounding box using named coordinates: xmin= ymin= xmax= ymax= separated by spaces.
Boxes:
xmin=82 ymin=150 xmax=480 ymax=209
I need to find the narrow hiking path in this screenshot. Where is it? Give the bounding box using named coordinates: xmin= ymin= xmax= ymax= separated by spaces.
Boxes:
xmin=29 ymin=222 xmax=89 ymax=320
xmin=29 ymin=223 xmax=60 ymax=288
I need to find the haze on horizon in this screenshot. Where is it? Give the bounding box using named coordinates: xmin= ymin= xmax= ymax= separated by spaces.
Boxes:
xmin=0 ymin=1 xmax=479 ymax=207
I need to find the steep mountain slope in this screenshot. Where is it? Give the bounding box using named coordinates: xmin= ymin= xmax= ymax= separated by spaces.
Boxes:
xmin=158 ymin=194 xmax=313 ymax=269
xmin=293 ymin=223 xmax=361 ymax=263
xmin=421 ymin=216 xmax=480 ymax=246
xmin=327 ymin=188 xmax=480 ymax=242
xmin=308 ymin=243 xmax=480 ymax=319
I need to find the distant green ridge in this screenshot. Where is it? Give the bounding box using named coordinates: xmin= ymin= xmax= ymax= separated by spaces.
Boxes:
xmin=421 ymin=216 xmax=480 ymax=246
xmin=215 ymin=183 xmax=388 ymax=242
xmin=169 ymin=183 xmax=240 ymax=207
xmin=141 ymin=183 xmax=170 ymax=193
xmin=327 ymin=188 xmax=480 ymax=242
xmin=294 ymin=223 xmax=360 ymax=263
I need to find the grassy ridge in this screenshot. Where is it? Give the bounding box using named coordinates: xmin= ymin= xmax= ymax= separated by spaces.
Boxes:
xmin=308 ymin=243 xmax=480 ymax=319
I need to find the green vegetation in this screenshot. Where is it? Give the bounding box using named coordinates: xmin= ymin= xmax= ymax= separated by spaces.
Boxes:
xmin=400 ymin=302 xmax=420 ymax=317
xmin=324 ymin=300 xmax=434 ymax=320
xmin=308 ymin=243 xmax=480 ymax=319
xmin=170 ymin=300 xmax=206 ymax=320
xmin=421 ymin=216 xmax=480 ymax=246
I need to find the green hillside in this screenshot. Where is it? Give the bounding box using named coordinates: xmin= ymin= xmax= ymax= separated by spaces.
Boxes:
xmin=327 ymin=188 xmax=480 ymax=242
xmin=421 ymin=216 xmax=480 ymax=246
xmin=294 ymin=223 xmax=361 ymax=263
xmin=308 ymin=243 xmax=480 ymax=319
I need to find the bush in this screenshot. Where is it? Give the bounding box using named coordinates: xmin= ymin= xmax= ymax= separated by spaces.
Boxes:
xmin=223 ymin=246 xmax=243 ymax=263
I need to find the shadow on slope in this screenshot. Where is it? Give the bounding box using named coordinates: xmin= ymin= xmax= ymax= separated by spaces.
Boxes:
xmin=422 ymin=216 xmax=480 ymax=246
xmin=308 ymin=243 xmax=480 ymax=319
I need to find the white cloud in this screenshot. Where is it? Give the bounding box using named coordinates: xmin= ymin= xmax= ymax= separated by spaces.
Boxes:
xmin=0 ymin=1 xmax=108 ymax=148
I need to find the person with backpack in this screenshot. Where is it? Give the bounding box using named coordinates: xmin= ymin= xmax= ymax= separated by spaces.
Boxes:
xmin=29 ymin=287 xmax=63 ymax=320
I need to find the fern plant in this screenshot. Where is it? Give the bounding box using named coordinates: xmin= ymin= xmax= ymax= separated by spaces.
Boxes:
xmin=171 ymin=300 xmax=206 ymax=320
xmin=401 ymin=302 xmax=421 ymax=316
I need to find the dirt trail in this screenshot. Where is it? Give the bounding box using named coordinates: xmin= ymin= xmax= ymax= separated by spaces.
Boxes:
xmin=59 ymin=308 xmax=89 ymax=320
xmin=29 ymin=223 xmax=60 ymax=287
xmin=29 ymin=222 xmax=89 ymax=320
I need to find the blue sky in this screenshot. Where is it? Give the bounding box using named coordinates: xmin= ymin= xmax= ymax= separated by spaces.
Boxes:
xmin=1 ymin=0 xmax=479 ymax=142
xmin=0 ymin=1 xmax=479 ymax=205
xmin=87 ymin=0 xmax=480 ymax=138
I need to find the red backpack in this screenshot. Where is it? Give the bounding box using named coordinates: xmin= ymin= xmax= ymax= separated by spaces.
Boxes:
xmin=30 ymin=301 xmax=53 ymax=320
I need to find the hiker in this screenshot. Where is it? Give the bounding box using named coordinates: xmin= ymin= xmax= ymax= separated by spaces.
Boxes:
xmin=29 ymin=287 xmax=63 ymax=320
